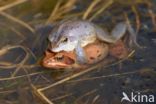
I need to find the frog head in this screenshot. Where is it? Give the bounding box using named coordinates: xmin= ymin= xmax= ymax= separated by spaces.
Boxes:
xmin=42 ymin=50 xmax=76 ymax=69
xmin=48 ymin=21 xmax=79 ymax=52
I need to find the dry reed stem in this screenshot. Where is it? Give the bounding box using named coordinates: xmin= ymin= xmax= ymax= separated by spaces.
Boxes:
xmin=0 ymin=62 xmax=20 ymax=69
xmin=147 ymin=2 xmax=156 ymax=30
xmin=9 ymin=26 xmax=25 ymax=39
xmin=92 ymin=95 xmax=100 ymax=104
xmin=37 ymin=73 xmax=51 ymax=83
xmin=0 ymin=45 xmax=12 ymax=56
xmin=58 ymin=0 xmax=76 ymax=15
xmin=46 ymin=0 xmax=63 ymax=24
xmin=84 ymin=98 xmax=90 ymax=104
xmin=23 ymin=67 xmax=39 ymax=102
xmin=82 ymin=0 xmax=101 ymax=20
xmin=0 ymin=22 xmax=25 ymax=43
xmin=132 ymin=5 xmax=140 ymax=33
xmin=63 ymin=12 xmax=84 ymax=18
xmin=46 ymin=0 xmax=76 ymax=23
xmin=124 ymin=13 xmax=142 ymax=48
xmin=33 ymin=85 xmax=54 ymax=104
xmin=75 ymin=89 xmax=97 ymax=103
xmin=0 ymin=45 xmax=33 ymax=59
xmin=60 ymin=0 xmax=76 ymax=10
xmin=0 ymin=0 xmax=27 ymax=11
xmin=51 ymin=93 xmax=73 ymax=101
xmin=67 ymin=68 xmax=151 ymax=83
xmin=11 ymin=56 xmax=28 ymax=77
xmin=148 ymin=9 xmax=156 ymax=29
xmin=0 ymin=45 xmax=34 ymax=77
xmin=12 ymin=45 xmax=36 ymax=77
xmin=0 ymin=12 xmax=35 ymax=33
xmin=0 ymin=88 xmax=24 ymax=94
xmin=0 ymin=70 xmax=44 ymax=81
xmin=0 ymin=62 xmax=39 ymax=69
xmin=12 ymin=46 xmax=30 ymax=77
xmin=89 ymin=0 xmax=113 ymax=21
xmin=0 ymin=0 xmax=34 ymax=33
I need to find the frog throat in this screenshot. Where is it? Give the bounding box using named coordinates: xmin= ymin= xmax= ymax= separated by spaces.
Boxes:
xmin=52 ymin=41 xmax=78 ymax=52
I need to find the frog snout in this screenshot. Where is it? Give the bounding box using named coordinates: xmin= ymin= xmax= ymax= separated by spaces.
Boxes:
xmin=50 ymin=43 xmax=59 ymax=50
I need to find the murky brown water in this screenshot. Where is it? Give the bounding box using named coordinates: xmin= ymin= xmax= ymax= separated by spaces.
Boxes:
xmin=0 ymin=0 xmax=156 ymax=104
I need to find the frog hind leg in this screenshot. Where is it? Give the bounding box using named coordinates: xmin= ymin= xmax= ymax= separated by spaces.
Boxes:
xmin=96 ymin=23 xmax=128 ymax=43
xmin=96 ymin=25 xmax=116 ymax=43
xmin=75 ymin=41 xmax=88 ymax=65
xmin=125 ymin=21 xmax=140 ymax=48
xmin=111 ymin=22 xmax=127 ymax=43
xmin=111 ymin=22 xmax=140 ymax=48
xmin=96 ymin=22 xmax=140 ymax=47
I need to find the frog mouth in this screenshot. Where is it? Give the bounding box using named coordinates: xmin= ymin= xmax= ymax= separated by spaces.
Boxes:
xmin=42 ymin=50 xmax=75 ymax=69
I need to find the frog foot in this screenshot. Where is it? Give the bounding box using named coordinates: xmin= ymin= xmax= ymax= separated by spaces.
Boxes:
xmin=109 ymin=40 xmax=129 ymax=59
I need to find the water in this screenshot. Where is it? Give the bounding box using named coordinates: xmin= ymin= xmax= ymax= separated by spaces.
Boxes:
xmin=0 ymin=1 xmax=156 ymax=104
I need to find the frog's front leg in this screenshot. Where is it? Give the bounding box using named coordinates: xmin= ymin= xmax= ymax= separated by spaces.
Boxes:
xmin=75 ymin=41 xmax=88 ymax=64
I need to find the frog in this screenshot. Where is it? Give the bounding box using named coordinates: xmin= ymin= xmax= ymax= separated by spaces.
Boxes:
xmin=42 ymin=41 xmax=109 ymax=69
xmin=42 ymin=39 xmax=129 ymax=69
xmin=48 ymin=20 xmax=138 ymax=65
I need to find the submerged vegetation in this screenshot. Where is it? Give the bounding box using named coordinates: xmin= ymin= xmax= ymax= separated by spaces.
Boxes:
xmin=0 ymin=0 xmax=156 ymax=104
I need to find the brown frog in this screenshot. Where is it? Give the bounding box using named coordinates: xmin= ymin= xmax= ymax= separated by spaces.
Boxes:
xmin=42 ymin=40 xmax=128 ymax=69
xmin=42 ymin=41 xmax=109 ymax=69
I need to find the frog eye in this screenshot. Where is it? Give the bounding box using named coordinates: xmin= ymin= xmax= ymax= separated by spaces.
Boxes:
xmin=62 ymin=37 xmax=68 ymax=43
